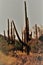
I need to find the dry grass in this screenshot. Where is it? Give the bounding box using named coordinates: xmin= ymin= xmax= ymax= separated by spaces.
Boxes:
xmin=0 ymin=35 xmax=43 ymax=65
xmin=0 ymin=51 xmax=17 ymax=65
xmin=0 ymin=51 xmax=43 ymax=65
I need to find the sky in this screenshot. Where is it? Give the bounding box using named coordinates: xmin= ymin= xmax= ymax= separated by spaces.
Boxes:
xmin=0 ymin=0 xmax=43 ymax=37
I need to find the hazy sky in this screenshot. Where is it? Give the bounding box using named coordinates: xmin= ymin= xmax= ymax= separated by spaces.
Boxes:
xmin=0 ymin=0 xmax=43 ymax=37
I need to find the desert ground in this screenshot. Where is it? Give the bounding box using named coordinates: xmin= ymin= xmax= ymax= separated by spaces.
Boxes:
xmin=0 ymin=35 xmax=43 ymax=65
xmin=0 ymin=50 xmax=43 ymax=65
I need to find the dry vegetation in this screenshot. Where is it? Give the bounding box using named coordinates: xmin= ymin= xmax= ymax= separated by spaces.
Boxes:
xmin=0 ymin=35 xmax=43 ymax=65
xmin=0 ymin=51 xmax=43 ymax=65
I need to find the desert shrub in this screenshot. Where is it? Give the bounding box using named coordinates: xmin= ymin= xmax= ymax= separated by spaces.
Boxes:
xmin=15 ymin=40 xmax=22 ymax=50
xmin=31 ymin=42 xmax=39 ymax=53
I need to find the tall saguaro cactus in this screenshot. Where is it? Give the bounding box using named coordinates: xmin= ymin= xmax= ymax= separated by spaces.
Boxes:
xmin=24 ymin=1 xmax=29 ymax=43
